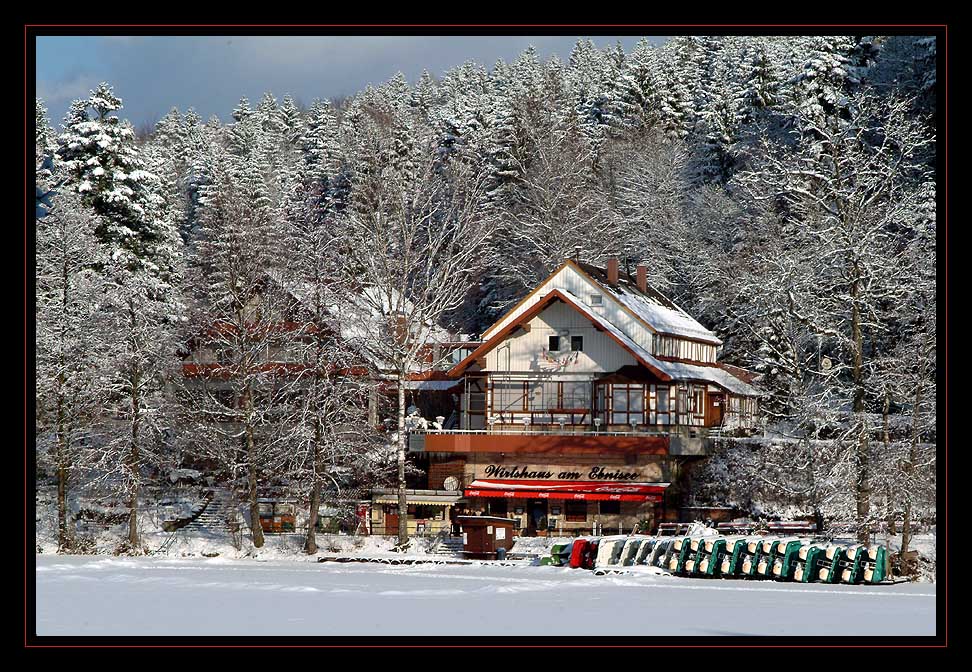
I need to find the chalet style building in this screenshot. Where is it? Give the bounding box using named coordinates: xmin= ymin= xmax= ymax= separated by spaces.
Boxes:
xmin=369 ymin=258 xmax=760 ymax=538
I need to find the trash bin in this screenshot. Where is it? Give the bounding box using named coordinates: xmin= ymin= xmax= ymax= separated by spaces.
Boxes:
xmin=496 ymin=547 xmax=507 ymax=561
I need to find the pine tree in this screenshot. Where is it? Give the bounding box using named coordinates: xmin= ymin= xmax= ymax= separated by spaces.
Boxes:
xmin=36 ymin=98 xmax=57 ymax=161
xmin=57 ymin=83 xmax=173 ymax=272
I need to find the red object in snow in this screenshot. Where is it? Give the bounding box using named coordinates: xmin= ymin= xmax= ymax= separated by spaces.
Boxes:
xmin=569 ymin=539 xmax=589 ymax=568
xmin=583 ymin=541 xmax=599 ymax=570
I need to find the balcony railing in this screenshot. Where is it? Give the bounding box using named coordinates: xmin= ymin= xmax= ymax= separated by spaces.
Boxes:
xmin=411 ymin=427 xmax=674 ymax=437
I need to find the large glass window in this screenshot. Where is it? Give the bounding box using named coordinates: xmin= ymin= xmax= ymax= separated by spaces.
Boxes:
xmin=491 ymin=379 xmax=591 ymax=422
xmin=599 ymin=383 xmax=651 ymax=426
xmin=561 ymin=381 xmax=590 ymax=410
xmin=493 ymin=381 xmax=526 ymax=413
xmin=656 ymin=386 xmax=671 ymax=424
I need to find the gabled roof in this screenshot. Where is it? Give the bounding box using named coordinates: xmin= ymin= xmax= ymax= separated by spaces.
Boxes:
xmin=480 ymin=260 xmax=721 ymax=347
xmin=448 ymin=289 xmax=673 ymax=380
xmin=452 ymin=261 xmax=758 ymax=396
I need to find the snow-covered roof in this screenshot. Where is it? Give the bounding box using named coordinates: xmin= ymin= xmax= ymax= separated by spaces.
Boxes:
xmin=265 ymin=270 xmax=456 ymax=372
xmin=574 ymin=261 xmax=721 ymax=345
xmin=552 ymin=289 xmax=756 ymax=396
xmin=451 ymin=285 xmax=757 ymax=396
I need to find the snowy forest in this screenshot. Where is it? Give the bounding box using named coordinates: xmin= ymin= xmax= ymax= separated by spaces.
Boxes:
xmin=34 ymin=35 xmax=937 ymax=557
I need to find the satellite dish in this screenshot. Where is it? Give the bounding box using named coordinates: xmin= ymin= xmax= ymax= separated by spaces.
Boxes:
xmin=443 ymin=476 xmax=459 ymax=491
xmin=821 ymin=357 xmax=833 ymax=371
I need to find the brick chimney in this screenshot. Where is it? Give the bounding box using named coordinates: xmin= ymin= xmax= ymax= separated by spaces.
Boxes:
xmin=636 ymin=264 xmax=648 ymax=293
xmin=606 ymin=257 xmax=619 ymax=286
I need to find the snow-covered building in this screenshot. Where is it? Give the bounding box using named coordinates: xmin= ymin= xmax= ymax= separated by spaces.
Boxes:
xmin=384 ymin=258 xmax=761 ymax=537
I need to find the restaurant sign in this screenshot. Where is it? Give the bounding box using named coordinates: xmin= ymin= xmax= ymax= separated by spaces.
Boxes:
xmin=480 ymin=463 xmax=652 ymax=482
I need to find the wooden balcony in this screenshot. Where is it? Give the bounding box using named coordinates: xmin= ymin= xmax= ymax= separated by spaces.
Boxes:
xmin=408 ymin=428 xmax=671 ymax=456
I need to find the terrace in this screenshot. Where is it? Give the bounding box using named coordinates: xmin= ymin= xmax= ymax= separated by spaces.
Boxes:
xmin=407 ymin=424 xmax=718 ymax=456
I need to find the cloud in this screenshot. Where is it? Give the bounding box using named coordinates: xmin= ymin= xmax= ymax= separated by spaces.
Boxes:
xmin=36 ymin=72 xmax=98 ymax=107
xmin=36 ymin=35 xmax=658 ymax=126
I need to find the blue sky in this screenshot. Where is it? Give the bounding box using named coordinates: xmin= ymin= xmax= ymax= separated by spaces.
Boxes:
xmin=35 ymin=35 xmax=662 ymax=130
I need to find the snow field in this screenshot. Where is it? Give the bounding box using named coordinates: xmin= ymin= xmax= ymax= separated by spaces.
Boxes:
xmin=35 ymin=555 xmax=936 ymax=637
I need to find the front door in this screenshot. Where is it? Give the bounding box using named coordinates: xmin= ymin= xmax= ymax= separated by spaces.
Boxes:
xmin=527 ymin=499 xmax=548 ymax=536
xmin=706 ymin=394 xmax=725 ymax=427
xmin=385 ymin=505 xmax=400 ymax=536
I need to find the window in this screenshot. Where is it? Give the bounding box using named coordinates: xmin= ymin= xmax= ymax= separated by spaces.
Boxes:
xmin=548 ymin=335 xmax=561 ymax=351
xmin=656 ymin=386 xmax=670 ymax=424
xmin=493 ymin=381 xmax=526 ymax=413
xmin=565 ymin=500 xmax=587 ymax=522
xmin=487 ymin=499 xmax=508 ymax=516
xmin=590 ymin=294 xmax=602 ymax=306
xmin=570 ymin=335 xmax=584 ymax=352
xmin=599 ymin=501 xmax=621 ymax=515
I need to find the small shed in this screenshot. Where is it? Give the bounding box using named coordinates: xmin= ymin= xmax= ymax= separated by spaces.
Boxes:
xmin=257 ymin=498 xmax=297 ymax=534
xmin=457 ymin=515 xmax=517 ymax=560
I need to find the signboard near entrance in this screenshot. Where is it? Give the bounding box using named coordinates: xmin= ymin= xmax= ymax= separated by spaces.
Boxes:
xmin=477 ymin=463 xmax=662 ymax=481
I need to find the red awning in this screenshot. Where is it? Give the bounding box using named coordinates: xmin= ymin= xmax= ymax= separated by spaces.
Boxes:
xmin=463 ymin=479 xmax=670 ymax=503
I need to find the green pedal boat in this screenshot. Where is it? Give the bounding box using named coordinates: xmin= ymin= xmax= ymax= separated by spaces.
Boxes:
xmin=720 ymin=537 xmax=754 ymax=577
xmin=770 ymin=538 xmax=805 ymax=581
xmin=754 ymin=538 xmax=783 ymax=578
xmin=793 ymin=543 xmax=828 ymax=582
xmin=861 ymin=545 xmax=889 ymax=583
xmin=816 ymin=543 xmax=847 ymax=583
xmin=667 ymin=536 xmax=694 ymax=574
xmin=682 ymin=537 xmax=709 ymax=575
xmin=839 ymin=544 xmax=868 ymax=584
xmin=697 ymin=537 xmax=728 ymax=577
xmin=739 ymin=537 xmax=769 ymax=578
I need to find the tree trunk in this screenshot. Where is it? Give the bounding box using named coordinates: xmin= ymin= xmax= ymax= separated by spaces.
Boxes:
xmin=244 ymin=386 xmax=264 ymax=548
xmin=128 ymin=331 xmax=141 ymax=550
xmin=851 ymin=270 xmax=871 ymax=544
xmin=305 ymin=423 xmax=322 ymax=555
xmin=56 ymin=256 xmax=71 ymax=553
xmin=901 ymin=500 xmax=912 ymax=554
xmin=901 ymin=363 xmax=924 ymax=554
xmin=55 ymin=376 xmax=70 ymax=553
xmin=883 ymin=388 xmax=895 ymax=536
xmin=397 ymin=379 xmax=408 ymax=546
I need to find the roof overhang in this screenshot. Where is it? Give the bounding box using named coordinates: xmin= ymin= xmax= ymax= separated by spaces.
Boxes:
xmin=448 ymin=289 xmax=672 ymax=381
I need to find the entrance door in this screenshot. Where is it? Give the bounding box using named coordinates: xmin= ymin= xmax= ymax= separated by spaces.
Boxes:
xmin=706 ymin=394 xmax=725 ymax=427
xmin=385 ymin=505 xmax=399 ymax=536
xmin=527 ymin=499 xmax=548 ymax=536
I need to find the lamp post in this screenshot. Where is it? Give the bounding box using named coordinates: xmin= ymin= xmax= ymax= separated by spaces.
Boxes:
xmin=593 ymin=417 xmax=602 ymax=435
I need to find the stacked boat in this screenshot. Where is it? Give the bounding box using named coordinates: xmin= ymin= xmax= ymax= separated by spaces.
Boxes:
xmin=543 ymin=535 xmax=890 ymax=584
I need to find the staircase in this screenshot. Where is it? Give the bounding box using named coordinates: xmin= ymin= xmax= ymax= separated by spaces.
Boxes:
xmin=183 ymin=490 xmax=238 ymax=535
xmin=432 ymin=536 xmax=465 ymax=558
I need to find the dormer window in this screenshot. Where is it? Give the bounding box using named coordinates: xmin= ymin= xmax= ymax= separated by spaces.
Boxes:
xmin=590 ymin=294 xmax=602 ymax=306
xmin=548 ymin=335 xmax=561 ymax=351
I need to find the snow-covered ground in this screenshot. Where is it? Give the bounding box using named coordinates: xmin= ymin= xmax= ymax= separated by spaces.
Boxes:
xmin=35 ymin=555 xmax=936 ymax=637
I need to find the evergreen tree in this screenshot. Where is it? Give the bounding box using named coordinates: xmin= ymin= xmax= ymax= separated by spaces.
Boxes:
xmin=57 ymin=83 xmax=173 ymax=271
